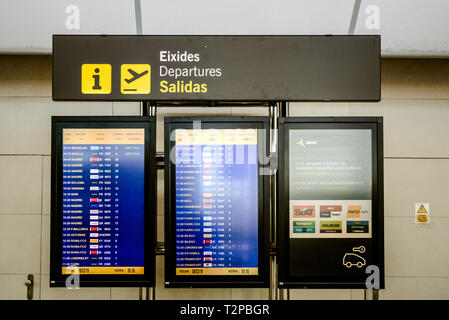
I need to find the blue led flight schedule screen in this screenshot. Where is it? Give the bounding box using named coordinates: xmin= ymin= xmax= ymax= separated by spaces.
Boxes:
xmin=174 ymin=129 xmax=259 ymax=276
xmin=61 ymin=128 xmax=145 ymax=275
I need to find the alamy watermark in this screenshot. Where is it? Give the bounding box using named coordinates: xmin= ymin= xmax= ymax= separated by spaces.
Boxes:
xmin=169 ymin=121 xmax=278 ymax=176
xmin=65 ymin=5 xmax=80 ymax=30
xmin=65 ymin=265 xmax=80 ymax=289
xmin=365 ymin=264 xmax=380 ymax=290
xmin=365 ymin=5 xmax=380 ymax=30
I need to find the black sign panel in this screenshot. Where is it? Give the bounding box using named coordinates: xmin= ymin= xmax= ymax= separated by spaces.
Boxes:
xmin=278 ymin=117 xmax=384 ymax=289
xmin=53 ymin=35 xmax=380 ymax=102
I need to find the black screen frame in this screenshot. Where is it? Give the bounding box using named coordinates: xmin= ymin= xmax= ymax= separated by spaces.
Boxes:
xmin=50 ymin=116 xmax=156 ymax=287
xmin=164 ymin=116 xmax=270 ymax=288
xmin=277 ymin=117 xmax=384 ymax=289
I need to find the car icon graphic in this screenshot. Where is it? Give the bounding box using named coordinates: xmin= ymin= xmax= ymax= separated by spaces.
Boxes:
xmin=343 ymin=253 xmax=366 ymax=268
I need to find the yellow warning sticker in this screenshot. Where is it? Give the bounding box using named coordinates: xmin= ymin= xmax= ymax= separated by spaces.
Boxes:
xmin=415 ymin=202 xmax=430 ymax=224
xmin=417 ymin=204 xmax=427 ymax=214
xmin=416 ymin=214 xmax=429 ymax=223
xmin=81 ymin=64 xmax=111 ymax=94
xmin=121 ymin=64 xmax=151 ymax=94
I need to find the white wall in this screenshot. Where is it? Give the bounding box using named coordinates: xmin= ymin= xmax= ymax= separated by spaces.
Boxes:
xmin=0 ymin=56 xmax=448 ymax=299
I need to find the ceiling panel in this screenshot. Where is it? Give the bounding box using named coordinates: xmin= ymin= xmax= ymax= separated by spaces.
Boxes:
xmin=141 ymin=0 xmax=355 ymax=35
xmin=0 ymin=0 xmax=448 ymax=57
xmin=355 ymin=0 xmax=449 ymax=57
xmin=0 ymin=0 xmax=136 ymax=53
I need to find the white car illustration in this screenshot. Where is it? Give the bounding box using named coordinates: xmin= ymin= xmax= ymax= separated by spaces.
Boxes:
xmin=343 ymin=253 xmax=366 ymax=268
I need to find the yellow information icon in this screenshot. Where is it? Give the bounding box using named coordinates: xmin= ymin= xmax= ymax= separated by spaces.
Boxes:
xmin=121 ymin=64 xmax=151 ymax=94
xmin=81 ymin=64 xmax=111 ymax=94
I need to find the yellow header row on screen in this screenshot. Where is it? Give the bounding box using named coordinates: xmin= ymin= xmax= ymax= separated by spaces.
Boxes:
xmin=63 ymin=128 xmax=145 ymax=145
xmin=62 ymin=266 xmax=144 ymax=275
xmin=175 ymin=129 xmax=258 ymax=146
xmin=176 ymin=267 xmax=258 ymax=276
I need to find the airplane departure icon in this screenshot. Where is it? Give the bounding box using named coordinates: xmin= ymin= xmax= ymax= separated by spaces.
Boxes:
xmin=125 ymin=69 xmax=149 ymax=83
xmin=120 ymin=64 xmax=151 ymax=94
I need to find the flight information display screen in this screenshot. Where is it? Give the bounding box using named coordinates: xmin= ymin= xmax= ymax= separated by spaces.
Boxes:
xmin=61 ymin=128 xmax=145 ymax=275
xmin=174 ymin=128 xmax=259 ymax=276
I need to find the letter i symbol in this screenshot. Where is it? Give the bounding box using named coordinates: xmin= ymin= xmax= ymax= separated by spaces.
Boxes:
xmin=92 ymin=68 xmax=102 ymax=90
xmin=81 ymin=64 xmax=111 ymax=94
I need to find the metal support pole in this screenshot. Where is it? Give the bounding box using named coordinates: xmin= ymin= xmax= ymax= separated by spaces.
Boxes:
xmin=279 ymin=286 xmax=285 ymax=300
xmin=273 ymin=101 xmax=289 ymax=300
xmin=141 ymin=101 xmax=148 ymax=116
xmin=279 ymin=102 xmax=289 ymax=301
xmin=25 ymin=274 xmax=34 ymax=300
xmin=268 ymin=103 xmax=274 ymax=300
xmin=137 ymin=98 xmax=145 ymax=300
xmin=149 ymin=102 xmax=157 ymax=117
xmin=141 ymin=101 xmax=157 ymax=117
xmin=152 ymin=242 xmax=166 ymax=300
xmin=364 ymin=289 xmax=380 ymax=300
xmin=280 ymin=101 xmax=287 ymax=117
xmin=139 ymin=101 xmax=157 ymax=300
xmin=268 ymin=102 xmax=279 ymax=300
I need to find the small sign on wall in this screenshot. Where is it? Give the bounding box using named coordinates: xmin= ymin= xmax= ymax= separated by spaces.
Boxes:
xmin=415 ymin=203 xmax=430 ymax=224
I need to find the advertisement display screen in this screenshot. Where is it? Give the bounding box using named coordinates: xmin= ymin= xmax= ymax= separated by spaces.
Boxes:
xmin=165 ymin=118 xmax=269 ymax=287
xmin=289 ymin=129 xmax=372 ymax=239
xmin=50 ymin=117 xmax=156 ymax=287
xmin=278 ymin=118 xmax=384 ymax=289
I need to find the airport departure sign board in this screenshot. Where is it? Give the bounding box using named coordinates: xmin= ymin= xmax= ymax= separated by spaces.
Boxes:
xmin=50 ymin=117 xmax=156 ymax=287
xmin=278 ymin=118 xmax=384 ymax=289
xmin=53 ymin=35 xmax=380 ymax=102
xmin=165 ymin=117 xmax=269 ymax=287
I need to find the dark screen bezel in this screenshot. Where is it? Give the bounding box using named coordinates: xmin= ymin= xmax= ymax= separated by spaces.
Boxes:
xmin=277 ymin=117 xmax=384 ymax=289
xmin=164 ymin=116 xmax=270 ymax=288
xmin=50 ymin=116 xmax=156 ymax=287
